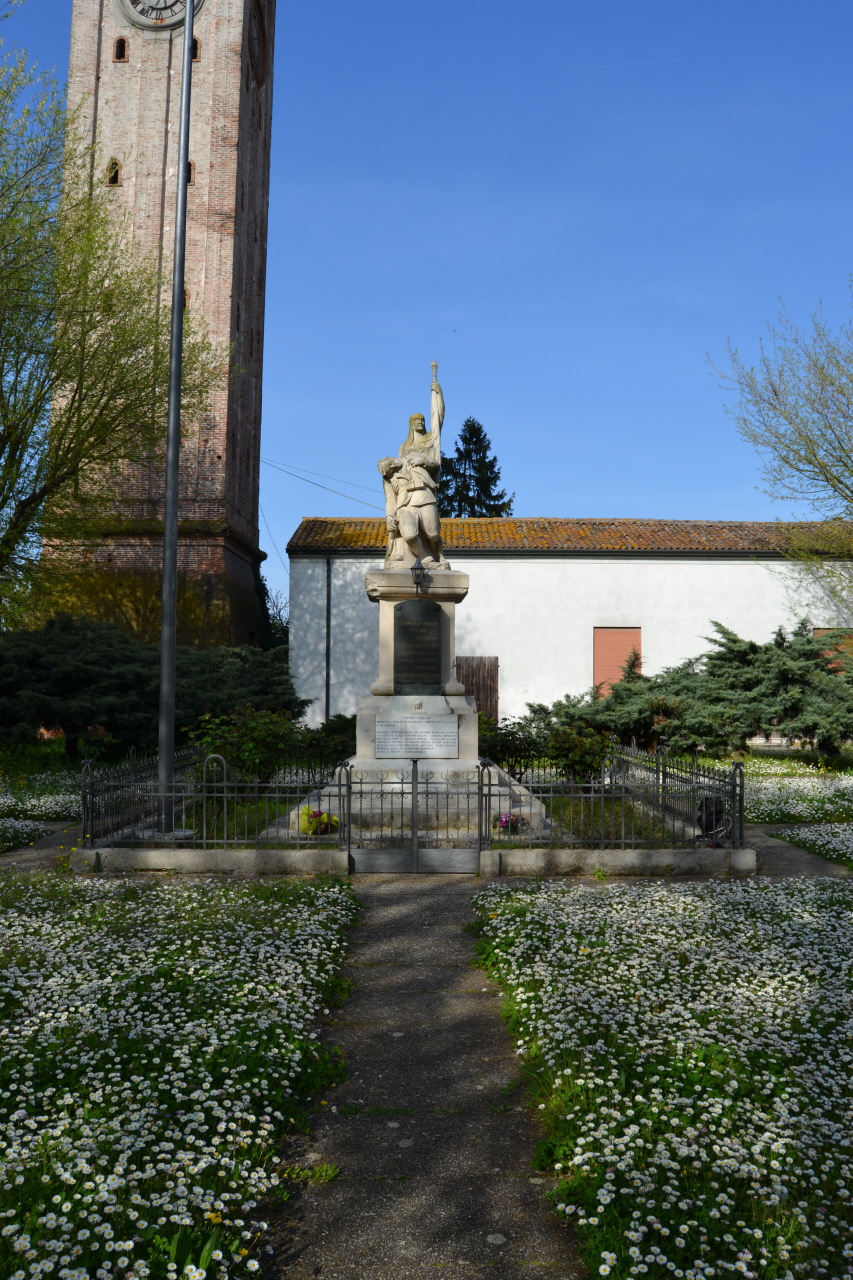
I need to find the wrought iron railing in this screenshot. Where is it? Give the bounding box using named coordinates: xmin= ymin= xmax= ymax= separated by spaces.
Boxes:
xmin=484 ymin=746 xmax=744 ymax=849
xmin=81 ymin=746 xmax=204 ymax=847
xmin=80 ymin=745 xmax=744 ymax=854
xmin=81 ymin=752 xmax=346 ymax=851
xmin=610 ymin=745 xmax=745 ymax=847
xmin=341 ymin=760 xmax=485 ymax=871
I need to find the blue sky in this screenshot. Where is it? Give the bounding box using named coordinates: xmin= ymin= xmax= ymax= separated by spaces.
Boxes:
xmin=12 ymin=0 xmax=853 ymax=598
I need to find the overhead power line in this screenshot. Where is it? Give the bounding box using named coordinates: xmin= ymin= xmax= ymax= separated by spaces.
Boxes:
xmin=261 ymin=457 xmax=380 ymax=494
xmin=261 ymin=457 xmax=384 ymax=511
xmin=259 ymin=502 xmax=289 ymax=576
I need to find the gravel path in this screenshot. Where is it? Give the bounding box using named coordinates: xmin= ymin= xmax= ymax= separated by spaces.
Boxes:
xmin=269 ymin=875 xmax=583 ymax=1280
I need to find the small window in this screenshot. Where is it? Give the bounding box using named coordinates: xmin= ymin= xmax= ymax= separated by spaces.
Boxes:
xmin=186 ymin=160 xmax=195 ymax=185
xmin=113 ymin=37 xmax=129 ymax=62
xmin=106 ymin=157 xmax=122 ymax=187
xmin=192 ymin=37 xmax=200 ymax=61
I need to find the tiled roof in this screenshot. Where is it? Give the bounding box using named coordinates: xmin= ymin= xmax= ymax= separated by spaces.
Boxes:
xmin=286 ymin=517 xmax=835 ymax=556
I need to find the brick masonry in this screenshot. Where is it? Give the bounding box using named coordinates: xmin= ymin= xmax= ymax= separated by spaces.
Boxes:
xmin=66 ymin=0 xmax=274 ymax=643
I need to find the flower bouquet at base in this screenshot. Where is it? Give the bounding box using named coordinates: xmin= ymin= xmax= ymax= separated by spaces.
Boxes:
xmin=492 ymin=810 xmax=527 ymax=834
xmin=299 ymin=805 xmax=340 ymax=836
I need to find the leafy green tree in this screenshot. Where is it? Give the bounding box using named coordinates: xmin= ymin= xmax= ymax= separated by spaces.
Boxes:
xmin=510 ymin=621 xmax=853 ymax=759
xmin=477 ymin=713 xmax=547 ymax=776
xmin=307 ymin=713 xmax=357 ymax=764
xmin=477 ymin=705 xmax=609 ymax=779
xmin=0 ymin=616 xmax=307 ymax=757
xmin=0 ymin=42 xmax=219 ymax=577
xmin=546 ymin=722 xmax=611 ymax=780
xmin=719 ymin=298 xmax=853 ymax=621
xmin=722 ymin=301 xmax=853 ymax=516
xmin=438 ymin=418 xmax=514 ymax=517
xmin=694 ymin=621 xmax=853 ymax=754
xmin=588 ymin=655 xmax=705 ymax=753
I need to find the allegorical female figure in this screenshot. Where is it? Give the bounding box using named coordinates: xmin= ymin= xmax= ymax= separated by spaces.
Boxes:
xmin=378 ymin=365 xmax=449 ymax=570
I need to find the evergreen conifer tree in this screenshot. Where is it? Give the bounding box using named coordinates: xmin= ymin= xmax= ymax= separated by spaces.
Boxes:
xmin=438 ymin=418 xmax=514 ymax=517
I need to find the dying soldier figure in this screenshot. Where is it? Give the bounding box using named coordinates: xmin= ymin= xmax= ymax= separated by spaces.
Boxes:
xmin=377 ymin=367 xmax=450 ymax=570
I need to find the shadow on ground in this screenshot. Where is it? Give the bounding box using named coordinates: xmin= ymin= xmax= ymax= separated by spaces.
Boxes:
xmin=268 ymin=875 xmax=583 ymax=1280
xmin=0 ymin=821 xmax=83 ymax=871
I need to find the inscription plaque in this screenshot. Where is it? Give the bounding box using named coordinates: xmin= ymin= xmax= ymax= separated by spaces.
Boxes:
xmin=394 ymin=599 xmax=442 ymax=695
xmin=376 ymin=715 xmax=459 ymax=759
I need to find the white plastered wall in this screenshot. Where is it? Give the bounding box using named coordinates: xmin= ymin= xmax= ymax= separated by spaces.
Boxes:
xmin=289 ymin=553 xmax=840 ymax=725
xmin=289 ymin=556 xmax=383 ymax=726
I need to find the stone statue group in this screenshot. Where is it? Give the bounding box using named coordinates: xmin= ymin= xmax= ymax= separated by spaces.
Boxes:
xmin=378 ymin=363 xmax=451 ymax=571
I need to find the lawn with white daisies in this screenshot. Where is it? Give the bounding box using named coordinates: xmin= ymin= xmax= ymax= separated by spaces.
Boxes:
xmin=743 ymin=770 xmax=853 ymax=826
xmin=0 ymin=765 xmax=82 ymax=850
xmin=472 ymin=879 xmax=853 ymax=1280
xmin=0 ymin=873 xmax=358 ymax=1280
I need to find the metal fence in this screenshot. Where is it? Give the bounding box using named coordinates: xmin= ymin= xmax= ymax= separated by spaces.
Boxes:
xmin=485 ymin=747 xmax=744 ymax=851
xmin=80 ymin=744 xmax=744 ymax=859
xmin=81 ymin=751 xmax=345 ymax=851
xmin=81 ymin=746 xmax=203 ymax=847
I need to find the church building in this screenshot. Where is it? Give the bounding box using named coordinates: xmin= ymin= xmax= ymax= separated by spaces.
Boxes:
xmin=287 ymin=516 xmax=845 ymax=725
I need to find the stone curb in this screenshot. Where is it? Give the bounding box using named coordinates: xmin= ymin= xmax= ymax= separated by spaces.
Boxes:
xmin=483 ymin=847 xmax=756 ymax=876
xmin=69 ymin=845 xmax=756 ymax=876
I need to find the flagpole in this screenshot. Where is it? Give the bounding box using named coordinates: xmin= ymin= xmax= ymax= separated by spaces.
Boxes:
xmin=158 ymin=0 xmax=195 ymax=830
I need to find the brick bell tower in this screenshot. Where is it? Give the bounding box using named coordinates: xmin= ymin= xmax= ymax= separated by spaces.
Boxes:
xmin=65 ymin=0 xmax=274 ymax=645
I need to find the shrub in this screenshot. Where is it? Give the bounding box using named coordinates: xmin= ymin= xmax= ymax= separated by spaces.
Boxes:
xmin=477 ymin=714 xmax=545 ymax=775
xmin=0 ymin=615 xmax=307 ymax=757
xmin=524 ymin=620 xmax=853 ymax=759
xmin=546 ymin=723 xmax=611 ymax=780
xmin=301 ymin=713 xmax=357 ymax=766
xmin=189 ymin=706 xmax=301 ymax=781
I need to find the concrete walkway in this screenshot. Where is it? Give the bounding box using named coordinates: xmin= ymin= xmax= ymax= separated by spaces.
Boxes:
xmin=270 ymin=876 xmax=583 ymax=1280
xmin=0 ymin=820 xmax=83 ymax=871
xmin=745 ymin=824 xmax=851 ymax=877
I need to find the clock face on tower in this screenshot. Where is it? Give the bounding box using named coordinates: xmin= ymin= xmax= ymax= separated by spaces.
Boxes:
xmin=115 ymin=0 xmax=206 ymax=31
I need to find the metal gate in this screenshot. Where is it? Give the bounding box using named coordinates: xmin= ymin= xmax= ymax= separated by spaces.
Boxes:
xmin=343 ymin=760 xmax=484 ymax=873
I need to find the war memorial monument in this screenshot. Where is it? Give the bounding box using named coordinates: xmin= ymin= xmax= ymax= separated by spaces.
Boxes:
xmin=306 ymin=365 xmax=527 ymax=874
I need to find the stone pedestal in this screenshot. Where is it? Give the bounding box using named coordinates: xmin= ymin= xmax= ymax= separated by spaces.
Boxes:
xmin=365 ymin=568 xmax=468 ymax=697
xmin=285 ymin=564 xmax=487 ymax=857
xmin=355 ymin=567 xmax=476 ymax=778
xmin=279 ymin=555 xmax=543 ymax=858
xmin=351 ymin=692 xmax=480 ymax=781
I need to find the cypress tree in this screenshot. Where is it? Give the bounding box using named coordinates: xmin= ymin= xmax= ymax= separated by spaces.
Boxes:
xmin=438 ymin=417 xmax=515 ymax=518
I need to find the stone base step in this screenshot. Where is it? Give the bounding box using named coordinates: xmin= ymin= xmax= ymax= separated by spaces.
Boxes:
xmin=348 ymin=847 xmax=480 ymax=874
